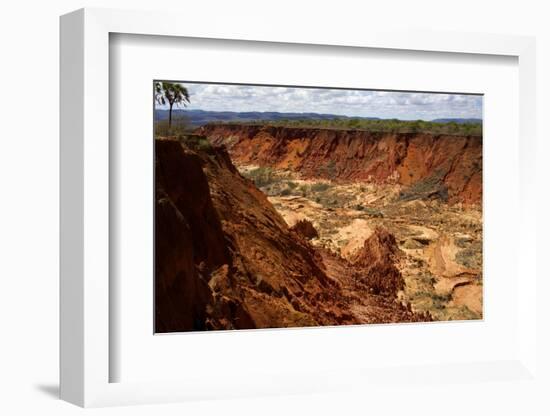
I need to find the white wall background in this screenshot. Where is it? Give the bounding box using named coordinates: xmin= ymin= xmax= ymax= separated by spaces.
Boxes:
xmin=0 ymin=1 xmax=548 ymax=415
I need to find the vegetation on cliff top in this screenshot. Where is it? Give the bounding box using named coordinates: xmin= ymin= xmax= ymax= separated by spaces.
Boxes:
xmin=208 ymin=117 xmax=482 ymax=136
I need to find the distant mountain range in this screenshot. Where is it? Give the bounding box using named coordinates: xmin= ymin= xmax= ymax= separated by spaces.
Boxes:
xmin=154 ymin=109 xmax=481 ymax=126
xmin=431 ymin=118 xmax=482 ymax=124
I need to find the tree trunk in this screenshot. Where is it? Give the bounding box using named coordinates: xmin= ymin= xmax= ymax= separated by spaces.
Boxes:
xmin=168 ymin=103 xmax=173 ymax=129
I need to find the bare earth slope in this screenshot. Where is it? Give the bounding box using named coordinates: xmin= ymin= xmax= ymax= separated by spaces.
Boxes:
xmin=197 ymin=124 xmax=482 ymax=204
xmin=197 ymin=124 xmax=483 ymax=321
xmin=155 ymin=137 xmax=427 ymax=332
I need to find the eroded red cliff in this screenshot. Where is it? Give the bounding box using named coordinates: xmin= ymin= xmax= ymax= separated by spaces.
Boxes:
xmin=197 ymin=124 xmax=482 ymax=204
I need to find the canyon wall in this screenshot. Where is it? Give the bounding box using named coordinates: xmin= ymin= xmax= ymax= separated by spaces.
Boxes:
xmin=197 ymin=124 xmax=482 ymax=204
xmin=155 ymin=137 xmax=427 ymax=332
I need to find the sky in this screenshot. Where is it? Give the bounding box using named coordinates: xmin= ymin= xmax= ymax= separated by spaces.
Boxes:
xmin=155 ymin=82 xmax=483 ymax=121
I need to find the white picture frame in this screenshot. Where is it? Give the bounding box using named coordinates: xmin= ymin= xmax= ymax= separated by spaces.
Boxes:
xmin=60 ymin=7 xmax=538 ymax=408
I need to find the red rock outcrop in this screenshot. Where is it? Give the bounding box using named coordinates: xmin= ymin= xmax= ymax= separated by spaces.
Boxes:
xmin=290 ymin=219 xmax=319 ymax=240
xmin=155 ymin=138 xmax=230 ymax=332
xmin=197 ymin=124 xmax=482 ymax=204
xmin=350 ymin=227 xmax=404 ymax=296
xmin=155 ymin=137 xmax=427 ymax=331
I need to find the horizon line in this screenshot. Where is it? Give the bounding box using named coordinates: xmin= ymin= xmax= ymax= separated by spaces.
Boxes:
xmin=154 ymin=108 xmax=482 ymax=122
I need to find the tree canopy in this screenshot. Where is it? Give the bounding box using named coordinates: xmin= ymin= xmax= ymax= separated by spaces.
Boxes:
xmin=155 ymin=81 xmax=190 ymax=128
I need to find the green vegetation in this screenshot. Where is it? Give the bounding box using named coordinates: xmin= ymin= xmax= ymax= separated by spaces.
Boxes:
xmin=409 ymin=290 xmax=452 ymax=312
xmin=242 ymin=168 xmax=305 ymax=197
xmin=299 ymin=182 xmax=359 ymax=209
xmin=155 ymin=81 xmax=190 ymax=129
xmin=405 ymin=274 xmax=481 ymax=321
xmin=310 ymin=182 xmax=330 ymax=193
xmin=287 ymin=181 xmax=298 ymax=190
xmin=398 ymin=170 xmax=448 ymax=202
xmin=213 ymin=117 xmax=482 ymax=136
xmin=455 ymin=243 xmax=482 ymax=269
xmin=358 ymin=206 xmax=384 ymax=218
xmin=245 ymin=167 xmax=276 ymax=188
xmin=181 ymin=134 xmax=214 ymax=152
xmin=154 ymin=81 xmax=193 ymax=137
xmin=154 ymin=117 xmax=192 ymax=137
xmin=280 ymin=188 xmax=292 ymax=196
xmin=240 ymin=168 xmax=358 ymax=209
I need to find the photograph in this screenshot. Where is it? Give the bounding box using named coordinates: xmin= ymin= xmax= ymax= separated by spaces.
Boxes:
xmin=154 ymin=81 xmax=483 ymax=333
xmin=1 ymin=0 xmax=545 ymax=412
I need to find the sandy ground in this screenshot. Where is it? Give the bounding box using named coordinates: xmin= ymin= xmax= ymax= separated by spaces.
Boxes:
xmin=243 ymin=167 xmax=483 ymax=321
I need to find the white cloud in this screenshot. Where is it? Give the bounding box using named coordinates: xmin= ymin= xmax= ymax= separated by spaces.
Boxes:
xmin=156 ymin=82 xmax=482 ymax=120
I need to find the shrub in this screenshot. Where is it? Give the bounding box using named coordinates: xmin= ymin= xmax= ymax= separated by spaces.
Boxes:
xmin=455 ymin=246 xmax=481 ymax=268
xmin=310 ymin=182 xmax=330 ymax=193
xmin=182 ymin=134 xmax=214 ymax=152
xmin=280 ymin=188 xmax=291 ymax=196
xmin=363 ymin=207 xmax=384 ymax=218
xmin=411 ymin=291 xmax=452 ymax=310
xmin=398 ymin=170 xmax=448 ymax=202
xmin=298 ymin=185 xmax=309 ymax=196
xmin=154 ymin=117 xmax=192 ymax=137
xmin=245 ymin=167 xmax=275 ymax=188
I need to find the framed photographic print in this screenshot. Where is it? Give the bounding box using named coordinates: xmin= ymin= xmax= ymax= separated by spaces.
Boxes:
xmin=60 ymin=7 xmax=539 ymax=408
xmin=153 ymin=80 xmax=482 ymax=333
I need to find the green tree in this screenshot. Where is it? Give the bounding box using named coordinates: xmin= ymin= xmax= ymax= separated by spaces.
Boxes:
xmin=155 ymin=82 xmax=190 ymax=129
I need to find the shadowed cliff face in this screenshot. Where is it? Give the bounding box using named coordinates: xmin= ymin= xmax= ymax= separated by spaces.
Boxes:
xmin=155 ymin=137 xmax=428 ymax=332
xmin=155 ymin=139 xmax=229 ymax=332
xmin=197 ymin=124 xmax=482 ymax=205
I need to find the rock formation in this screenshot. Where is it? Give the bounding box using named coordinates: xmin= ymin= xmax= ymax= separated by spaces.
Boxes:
xmin=197 ymin=124 xmax=482 ymax=204
xmin=155 ymin=136 xmax=427 ymax=331
xmin=290 ymin=219 xmax=319 ymax=240
xmin=350 ymin=227 xmax=404 ymax=296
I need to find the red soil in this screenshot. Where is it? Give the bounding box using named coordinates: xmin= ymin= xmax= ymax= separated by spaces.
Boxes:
xmin=197 ymin=124 xmax=482 ymax=204
xmin=155 ymin=137 xmax=428 ymax=331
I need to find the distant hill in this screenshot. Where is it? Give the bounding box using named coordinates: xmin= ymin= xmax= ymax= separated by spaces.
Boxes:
xmin=154 ymin=109 xmax=481 ymax=127
xmin=154 ymin=109 xmax=380 ymax=126
xmin=431 ymin=118 xmax=482 ymax=124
